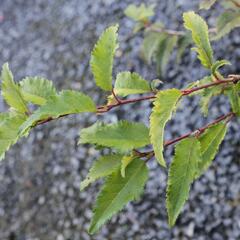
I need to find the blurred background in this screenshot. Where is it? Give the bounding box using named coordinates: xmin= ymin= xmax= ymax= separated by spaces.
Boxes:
xmin=0 ymin=0 xmax=240 ymax=239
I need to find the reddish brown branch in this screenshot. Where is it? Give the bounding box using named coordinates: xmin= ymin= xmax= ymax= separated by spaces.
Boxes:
xmin=140 ymin=112 xmax=234 ymax=159
xmin=34 ymin=75 xmax=240 ymax=127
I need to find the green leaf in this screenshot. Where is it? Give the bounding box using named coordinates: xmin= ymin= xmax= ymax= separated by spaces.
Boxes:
xmin=121 ymin=155 xmax=135 ymax=178
xmin=185 ymin=75 xmax=212 ymax=97
xmin=211 ymin=60 xmax=231 ymax=74
xmin=176 ymin=33 xmax=192 ymax=63
xmin=213 ymin=11 xmax=240 ymax=40
xmin=150 ymin=89 xmax=182 ymax=167
xmin=80 ymin=154 xmax=122 ymax=191
xmin=199 ymin=0 xmax=217 ymax=10
xmin=167 ymin=137 xmax=201 ymax=227
xmin=114 ymin=72 xmax=151 ymax=97
xmin=227 ymin=84 xmax=240 ymax=116
xmin=19 ymin=90 xmax=96 ymax=135
xmin=89 ymin=158 xmax=148 ymax=234
xmin=20 ymin=77 xmax=57 ymax=105
xmin=79 ymin=120 xmax=150 ymax=152
xmin=196 ymin=122 xmax=227 ymax=178
xmin=1 ymin=63 xmax=28 ymax=113
xmin=221 ymin=0 xmax=240 ymax=9
xmin=183 ymin=11 xmax=214 ymax=69
xmin=124 ymin=4 xmax=155 ymax=22
xmin=0 ymin=112 xmax=27 ymax=160
xmin=200 ymin=86 xmax=223 ymax=116
xmin=90 ymin=25 xmax=118 ymax=91
xmin=156 ymin=35 xmax=178 ymax=76
xmin=141 ymin=32 xmax=164 ymax=64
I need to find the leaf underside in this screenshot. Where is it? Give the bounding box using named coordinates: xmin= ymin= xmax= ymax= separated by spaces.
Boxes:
xmin=150 ymin=89 xmax=182 ymax=167
xmin=89 ymin=158 xmax=148 ymax=234
xmin=80 ymin=154 xmax=123 ymax=191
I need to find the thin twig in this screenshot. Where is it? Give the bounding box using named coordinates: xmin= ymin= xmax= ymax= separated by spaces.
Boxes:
xmin=139 ymin=112 xmax=234 ymax=158
xmin=35 ymin=75 xmax=240 ymax=126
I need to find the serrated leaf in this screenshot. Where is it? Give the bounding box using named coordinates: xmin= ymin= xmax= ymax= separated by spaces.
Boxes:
xmin=211 ymin=59 xmax=231 ymax=74
xmin=167 ymin=137 xmax=201 ymax=227
xmin=141 ymin=32 xmax=164 ymax=64
xmin=213 ymin=11 xmax=240 ymax=40
xmin=227 ymin=84 xmax=240 ymax=116
xmin=150 ymin=89 xmax=182 ymax=167
xmin=124 ymin=4 xmax=155 ymax=22
xmin=79 ymin=120 xmax=150 ymax=152
xmin=80 ymin=154 xmax=122 ymax=191
xmin=114 ymin=72 xmax=151 ymax=97
xmin=89 ymin=158 xmax=148 ymax=234
xmin=90 ymin=25 xmax=118 ymax=91
xmin=1 ymin=63 xmax=28 ymax=113
xmin=20 ymin=77 xmax=57 ymax=105
xmin=156 ymin=35 xmax=178 ymax=76
xmin=0 ymin=112 xmax=27 ymax=160
xmin=19 ymin=90 xmax=96 ymax=135
xmin=183 ymin=11 xmax=214 ymax=69
xmin=121 ymin=155 xmax=135 ymax=178
xmin=196 ymin=122 xmax=227 ymax=178
xmin=199 ymin=0 xmax=217 ymax=10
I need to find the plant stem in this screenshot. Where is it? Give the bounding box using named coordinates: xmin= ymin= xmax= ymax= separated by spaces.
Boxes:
xmin=97 ymin=75 xmax=240 ymax=113
xmin=35 ymin=75 xmax=240 ymax=126
xmin=139 ymin=112 xmax=234 ymax=159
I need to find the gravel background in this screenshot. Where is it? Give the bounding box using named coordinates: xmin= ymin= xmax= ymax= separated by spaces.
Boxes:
xmin=0 ymin=0 xmax=240 ymax=239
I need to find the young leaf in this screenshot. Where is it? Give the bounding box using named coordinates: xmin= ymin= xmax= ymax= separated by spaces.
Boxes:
xmin=121 ymin=155 xmax=135 ymax=178
xmin=89 ymin=158 xmax=148 ymax=234
xmin=124 ymin=4 xmax=155 ymax=22
xmin=199 ymin=0 xmax=217 ymax=10
xmin=19 ymin=90 xmax=96 ymax=135
xmin=90 ymin=25 xmax=118 ymax=91
xmin=114 ymin=71 xmax=151 ymax=96
xmin=156 ymin=35 xmax=178 ymax=76
xmin=20 ymin=77 xmax=57 ymax=105
xmin=141 ymin=32 xmax=165 ymax=64
xmin=211 ymin=59 xmax=231 ymax=74
xmin=80 ymin=154 xmax=122 ymax=191
xmin=0 ymin=112 xmax=27 ymax=160
xmin=167 ymin=137 xmax=201 ymax=227
xmin=212 ymin=11 xmax=240 ymax=40
xmin=79 ymin=120 xmax=150 ymax=152
xmin=150 ymin=89 xmax=182 ymax=167
xmin=196 ymin=122 xmax=227 ymax=178
xmin=1 ymin=63 xmax=28 ymax=113
xmin=183 ymin=11 xmax=214 ymax=69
